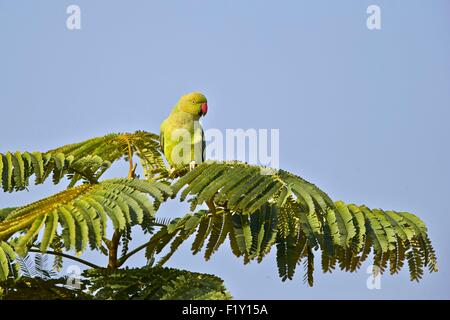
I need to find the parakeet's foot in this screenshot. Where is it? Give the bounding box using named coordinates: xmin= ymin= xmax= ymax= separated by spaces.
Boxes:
xmin=189 ymin=161 xmax=197 ymax=171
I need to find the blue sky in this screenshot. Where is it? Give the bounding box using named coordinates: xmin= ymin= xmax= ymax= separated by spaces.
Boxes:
xmin=0 ymin=0 xmax=449 ymax=299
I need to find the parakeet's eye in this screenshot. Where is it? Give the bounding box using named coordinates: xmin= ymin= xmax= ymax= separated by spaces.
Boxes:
xmin=192 ymin=100 xmax=197 ymax=104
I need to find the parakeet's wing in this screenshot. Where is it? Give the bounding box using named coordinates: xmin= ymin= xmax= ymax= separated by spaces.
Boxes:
xmin=202 ymin=128 xmax=205 ymax=162
xmin=202 ymin=129 xmax=206 ymax=162
xmin=160 ymin=119 xmax=166 ymax=152
xmin=160 ymin=129 xmax=164 ymax=151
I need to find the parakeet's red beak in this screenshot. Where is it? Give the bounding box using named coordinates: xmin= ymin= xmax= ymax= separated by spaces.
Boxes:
xmin=201 ymin=103 xmax=208 ymax=116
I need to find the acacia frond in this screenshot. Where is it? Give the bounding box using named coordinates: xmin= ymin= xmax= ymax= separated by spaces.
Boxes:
xmin=34 ymin=253 xmax=58 ymax=280
xmin=172 ymin=160 xmax=334 ymax=216
xmin=0 ymin=150 xmax=112 ymax=192
xmin=46 ymin=131 xmax=168 ymax=179
xmin=1 ymin=151 xmax=74 ymax=192
xmin=145 ymin=199 xmax=437 ymax=286
xmin=166 ymin=161 xmax=437 ymax=285
xmin=0 ymin=179 xmax=172 ymax=257
xmin=84 ymin=267 xmax=232 ymax=300
xmin=1 ymin=266 xmax=231 ymax=300
xmin=0 ymin=131 xmax=168 ymax=192
xmin=0 ymin=241 xmax=19 ymax=281
xmin=0 ymin=208 xmax=16 ymax=222
xmin=0 ymin=276 xmax=92 ymax=299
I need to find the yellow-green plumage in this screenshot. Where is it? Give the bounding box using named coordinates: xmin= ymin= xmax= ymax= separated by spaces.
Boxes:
xmin=160 ymin=92 xmax=208 ymax=168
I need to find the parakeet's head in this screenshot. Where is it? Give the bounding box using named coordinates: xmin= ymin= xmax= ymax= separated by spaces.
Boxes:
xmin=177 ymin=92 xmax=208 ymax=117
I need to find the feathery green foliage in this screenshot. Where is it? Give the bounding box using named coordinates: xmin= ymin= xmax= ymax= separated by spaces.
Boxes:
xmin=172 ymin=160 xmax=334 ymax=215
xmin=16 ymin=253 xmax=58 ymax=280
xmin=0 ymin=179 xmax=172 ymax=256
xmin=0 ymin=266 xmax=230 ymax=300
xmin=0 ymin=241 xmax=19 ymax=281
xmin=0 ymin=151 xmax=109 ymax=191
xmin=0 ymin=277 xmax=92 ymax=300
xmin=84 ymin=267 xmax=231 ymax=300
xmin=0 ymin=130 xmax=438 ymax=297
xmin=143 ymin=198 xmax=437 ymax=286
xmin=0 ymin=131 xmax=167 ymax=192
xmin=46 ymin=131 xmax=168 ymax=180
xmin=0 ymin=208 xmax=16 ymax=222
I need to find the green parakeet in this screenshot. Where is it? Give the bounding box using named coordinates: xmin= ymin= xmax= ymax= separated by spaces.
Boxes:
xmin=160 ymin=92 xmax=208 ymax=169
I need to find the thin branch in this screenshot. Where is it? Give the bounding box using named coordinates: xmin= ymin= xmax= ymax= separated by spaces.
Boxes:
xmin=127 ymin=139 xmax=135 ymax=179
xmin=207 ymin=198 xmax=217 ymax=215
xmin=108 ymin=229 xmax=121 ymax=270
xmin=152 ymin=222 xmax=170 ymax=228
xmin=102 ymin=236 xmax=112 ymax=249
xmin=69 ymin=168 xmax=98 ymax=185
xmin=118 ymin=235 xmax=162 ymax=268
xmin=28 ymin=248 xmax=101 ymax=269
xmin=117 ymin=242 xmax=149 ymax=267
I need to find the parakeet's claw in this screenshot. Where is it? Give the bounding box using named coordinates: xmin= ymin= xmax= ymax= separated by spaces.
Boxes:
xmin=189 ymin=161 xmax=196 ymax=171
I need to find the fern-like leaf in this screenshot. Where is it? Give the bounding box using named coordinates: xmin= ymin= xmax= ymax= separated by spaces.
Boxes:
xmin=0 ymin=179 xmax=172 ymax=256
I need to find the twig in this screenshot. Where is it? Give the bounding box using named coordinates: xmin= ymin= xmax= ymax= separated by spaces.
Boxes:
xmin=117 ymin=234 xmax=163 ymax=267
xmin=107 ymin=229 xmax=121 ymax=270
xmin=28 ymin=248 xmax=101 ymax=269
xmin=127 ymin=139 xmax=134 ymax=179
